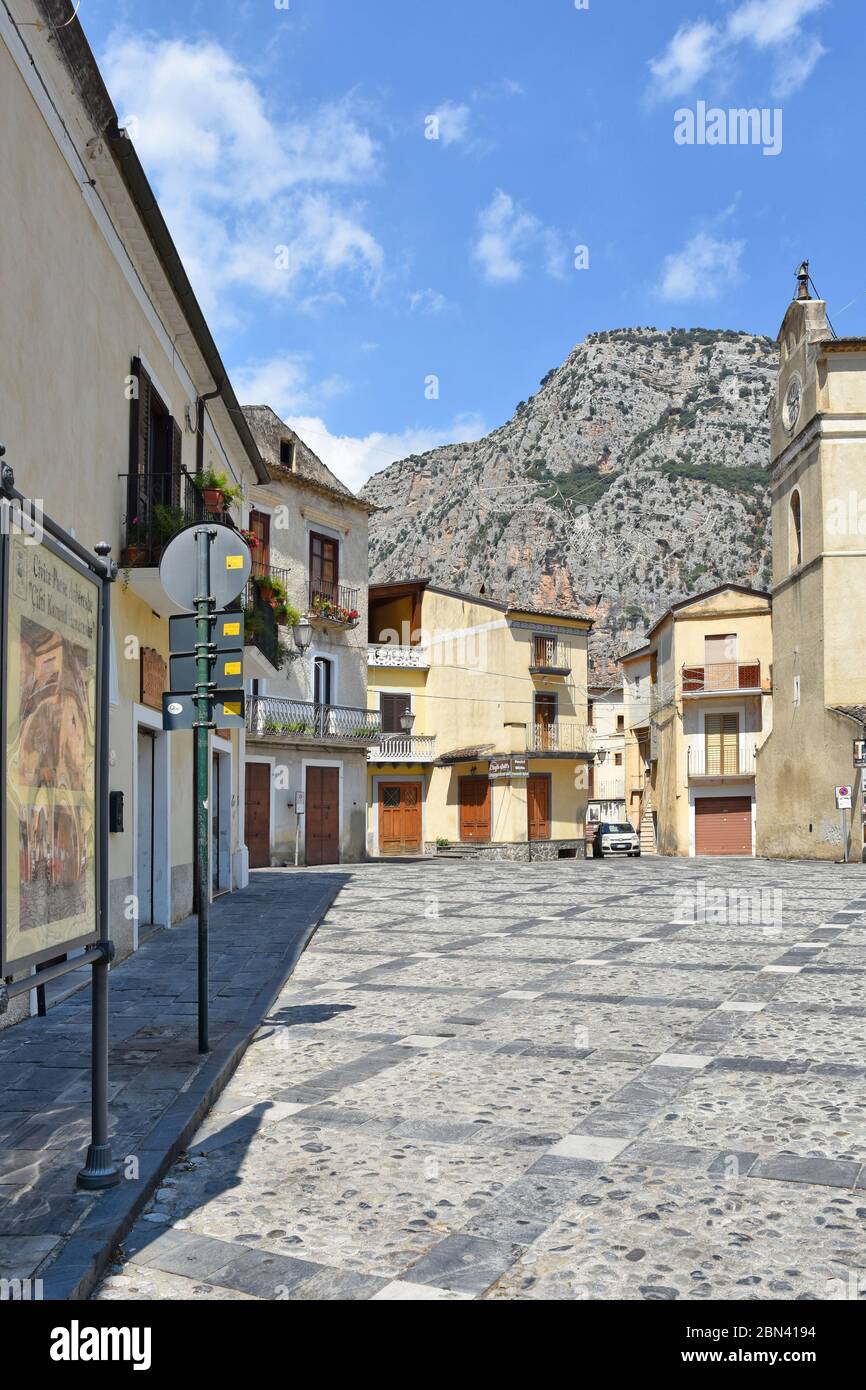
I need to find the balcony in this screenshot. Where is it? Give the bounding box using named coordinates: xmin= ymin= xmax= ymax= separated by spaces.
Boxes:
xmin=120 ymin=468 xmax=233 ymax=568
xmin=242 ymin=562 xmax=294 ymax=675
xmin=682 ymin=661 xmax=763 ymax=696
xmin=529 ymin=636 xmax=571 ymax=676
xmin=687 ymin=745 xmax=757 ymax=778
xmin=247 ymin=696 xmax=381 ymax=746
xmin=368 ymin=643 xmax=430 ymax=670
xmin=369 ymin=733 xmax=437 ymax=762
xmin=308 ymin=577 xmax=361 ymax=628
xmin=528 ymin=720 xmax=590 ymax=754
xmin=119 ymin=468 xmax=236 ymax=616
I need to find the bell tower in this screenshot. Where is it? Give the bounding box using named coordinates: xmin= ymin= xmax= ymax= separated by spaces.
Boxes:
xmin=756 ymin=264 xmax=866 ymax=858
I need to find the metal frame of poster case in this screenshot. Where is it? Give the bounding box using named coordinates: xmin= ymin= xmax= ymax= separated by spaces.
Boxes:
xmin=0 ymin=450 xmax=120 ymax=1189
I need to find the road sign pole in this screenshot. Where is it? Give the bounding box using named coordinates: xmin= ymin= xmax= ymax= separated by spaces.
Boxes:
xmin=195 ymin=526 xmax=216 ymax=1054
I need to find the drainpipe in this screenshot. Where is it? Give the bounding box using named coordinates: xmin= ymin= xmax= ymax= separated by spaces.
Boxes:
xmin=195 ymin=386 xmax=222 ymax=477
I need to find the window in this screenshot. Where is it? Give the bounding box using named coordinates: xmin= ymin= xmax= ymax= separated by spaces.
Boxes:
xmin=249 ymin=510 xmax=270 ymax=573
xmin=587 ymin=700 xmax=594 ymax=726
xmin=616 ymin=714 xmax=624 ymax=732
xmin=310 ymin=531 xmax=339 ymax=603
xmin=705 ymin=713 xmax=739 ymax=775
xmin=790 ymin=489 xmax=803 ymax=570
xmin=128 ymin=357 xmax=181 ymax=521
xmin=381 ymin=692 xmax=411 ymax=733
xmin=614 ymin=752 xmax=623 ymax=766
xmin=313 ymin=657 xmax=333 ymax=706
xmin=280 ymin=438 xmax=295 ymax=469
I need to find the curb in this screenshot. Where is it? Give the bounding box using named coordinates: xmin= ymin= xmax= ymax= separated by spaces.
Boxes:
xmin=38 ymin=880 xmax=339 ymax=1301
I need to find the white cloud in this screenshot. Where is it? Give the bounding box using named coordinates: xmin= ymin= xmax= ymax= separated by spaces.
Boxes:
xmin=657 ymin=232 xmax=745 ymax=302
xmin=472 ymin=190 xmax=565 ymax=285
xmin=282 ymin=413 xmax=487 ymax=493
xmin=231 ymin=354 xmax=346 ymax=415
xmin=409 ymin=288 xmax=449 ymax=313
xmin=429 ymin=100 xmax=471 ymax=146
xmin=647 ymin=0 xmax=828 ymax=101
xmin=102 ymin=33 xmax=383 ymax=319
xmin=648 ymin=21 xmax=721 ymax=99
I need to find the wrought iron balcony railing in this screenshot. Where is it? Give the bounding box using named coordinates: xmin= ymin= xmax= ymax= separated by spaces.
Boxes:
xmin=119 ymin=468 xmax=233 ymax=567
xmin=687 ymin=745 xmax=757 ymax=777
xmin=308 ymin=576 xmax=361 ymax=626
xmin=241 ymin=563 xmax=295 ymax=671
xmin=247 ymin=695 xmax=381 ymax=744
xmin=528 ymin=720 xmax=590 ymax=753
xmin=530 ymin=636 xmax=571 ymax=674
xmin=682 ymin=661 xmax=763 ymax=695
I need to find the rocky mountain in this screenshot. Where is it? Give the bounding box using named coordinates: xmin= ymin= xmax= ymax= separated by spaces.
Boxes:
xmin=362 ymin=327 xmax=777 ymax=675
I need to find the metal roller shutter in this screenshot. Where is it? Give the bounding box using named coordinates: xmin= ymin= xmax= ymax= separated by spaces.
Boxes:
xmin=695 ymin=796 xmax=752 ymax=855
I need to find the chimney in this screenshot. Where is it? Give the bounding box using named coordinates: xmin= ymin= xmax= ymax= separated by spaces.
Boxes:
xmin=795 ymin=260 xmax=811 ymax=301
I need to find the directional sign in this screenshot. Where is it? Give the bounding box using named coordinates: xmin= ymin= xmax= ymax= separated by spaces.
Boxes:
xmin=854 ymin=740 xmax=866 ymax=769
xmin=162 ymin=690 xmax=246 ymax=731
xmin=169 ymin=650 xmax=245 ymax=693
xmin=170 ymin=611 xmax=244 ymax=654
xmin=159 ymin=523 xmax=251 ymax=612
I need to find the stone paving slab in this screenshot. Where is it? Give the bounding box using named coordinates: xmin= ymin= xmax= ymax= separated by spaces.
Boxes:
xmin=96 ymin=857 xmax=866 ymax=1302
xmin=0 ymin=869 xmax=343 ymax=1297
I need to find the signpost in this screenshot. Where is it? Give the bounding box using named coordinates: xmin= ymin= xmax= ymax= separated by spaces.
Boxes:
xmin=0 ymin=446 xmax=119 ymax=1190
xmin=835 ymin=785 xmax=852 ymax=863
xmin=160 ymin=523 xmax=250 ymax=1053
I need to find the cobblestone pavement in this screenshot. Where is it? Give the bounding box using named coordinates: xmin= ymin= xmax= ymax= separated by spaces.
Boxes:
xmin=0 ymin=870 xmax=342 ymax=1291
xmin=95 ymin=857 xmax=866 ymax=1302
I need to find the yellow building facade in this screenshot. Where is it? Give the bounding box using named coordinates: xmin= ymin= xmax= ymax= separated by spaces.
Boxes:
xmin=756 ymin=270 xmax=866 ymax=860
xmin=622 ymin=586 xmax=773 ymax=856
xmin=366 ymin=583 xmax=593 ymax=858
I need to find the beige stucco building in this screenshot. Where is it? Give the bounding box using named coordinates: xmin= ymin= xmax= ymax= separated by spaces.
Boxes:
xmin=756 ymin=269 xmax=866 ymax=860
xmin=0 ymin=4 xmax=269 ymax=1022
xmin=622 ymin=585 xmax=773 ymax=857
xmin=240 ymin=409 xmax=378 ymax=866
xmin=366 ymin=582 xmax=593 ymax=858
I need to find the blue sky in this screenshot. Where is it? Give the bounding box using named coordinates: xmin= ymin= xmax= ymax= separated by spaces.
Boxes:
xmin=77 ymin=0 xmax=864 ymax=489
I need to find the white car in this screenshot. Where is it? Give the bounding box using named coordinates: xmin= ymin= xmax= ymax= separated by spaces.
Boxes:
xmin=594 ymin=821 xmax=641 ymax=857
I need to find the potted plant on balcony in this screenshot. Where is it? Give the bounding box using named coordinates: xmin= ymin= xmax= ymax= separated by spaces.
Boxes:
xmin=274 ymin=600 xmax=301 ymax=628
xmin=194 ymin=467 xmax=242 ymax=513
xmin=153 ymin=503 xmax=186 ymax=548
xmin=243 ymin=608 xmax=265 ymax=643
xmin=122 ymin=516 xmax=148 ymax=571
xmin=239 ymin=528 xmax=260 ymax=551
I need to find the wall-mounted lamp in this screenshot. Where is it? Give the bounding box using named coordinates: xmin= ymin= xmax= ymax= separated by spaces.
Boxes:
xmin=399 ymin=708 xmax=416 ymax=733
xmin=285 ymin=617 xmax=314 ymax=660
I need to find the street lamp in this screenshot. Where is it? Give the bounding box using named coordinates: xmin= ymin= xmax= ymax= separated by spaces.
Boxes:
xmin=291 ymin=617 xmax=313 ymax=655
xmin=399 ymin=708 xmax=416 ymax=734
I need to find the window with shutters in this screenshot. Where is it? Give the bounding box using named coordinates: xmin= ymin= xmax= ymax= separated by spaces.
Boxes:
xmin=705 ymin=713 xmax=739 ymax=775
xmin=127 ymin=358 xmax=182 ymax=553
xmin=380 ymin=692 xmax=411 ymax=733
xmin=310 ymin=531 xmax=339 ymax=604
xmin=313 ymin=657 xmax=333 ymax=706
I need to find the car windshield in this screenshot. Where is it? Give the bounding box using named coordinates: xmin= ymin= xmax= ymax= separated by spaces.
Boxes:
xmin=601 ymin=823 xmax=634 ymax=834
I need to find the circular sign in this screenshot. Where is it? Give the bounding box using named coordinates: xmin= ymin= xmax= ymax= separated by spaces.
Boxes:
xmin=167 ymin=701 xmax=183 ymax=715
xmin=159 ymin=523 xmax=251 ymax=612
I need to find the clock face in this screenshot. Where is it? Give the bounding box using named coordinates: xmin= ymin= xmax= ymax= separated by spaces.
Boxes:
xmin=782 ymin=374 xmax=802 ymax=433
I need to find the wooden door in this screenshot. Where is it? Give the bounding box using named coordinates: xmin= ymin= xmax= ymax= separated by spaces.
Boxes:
xmin=249 ymin=510 xmax=271 ymax=574
xmin=245 ymin=763 xmax=271 ymax=869
xmin=306 ymin=765 xmax=340 ymax=865
xmin=695 ymin=796 xmax=752 ymax=855
xmin=379 ymin=782 xmax=422 ymax=854
xmin=527 ymin=775 xmax=551 ymax=841
xmin=534 ymin=693 xmax=557 ymax=750
xmin=459 ymin=775 xmax=491 ymax=843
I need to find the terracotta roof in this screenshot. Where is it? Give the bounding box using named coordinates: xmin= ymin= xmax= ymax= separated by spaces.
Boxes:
xmin=435 ymin=743 xmax=496 ymax=766
xmin=831 ymin=705 xmax=866 ymax=725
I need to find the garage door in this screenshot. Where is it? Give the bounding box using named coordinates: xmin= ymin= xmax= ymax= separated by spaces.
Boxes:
xmin=695 ymin=796 xmax=752 ymax=855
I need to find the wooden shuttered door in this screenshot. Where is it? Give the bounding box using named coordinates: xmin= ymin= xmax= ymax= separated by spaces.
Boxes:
xmin=695 ymin=796 xmax=752 ymax=856
xmin=305 ymin=766 xmax=340 ymax=865
xmin=459 ymin=776 xmax=491 ymax=843
xmin=527 ymin=775 xmax=551 ymax=841
xmin=705 ymin=713 xmax=739 ymax=775
xmin=379 ymin=782 xmax=422 ymax=854
xmin=245 ymin=764 xmax=271 ymax=869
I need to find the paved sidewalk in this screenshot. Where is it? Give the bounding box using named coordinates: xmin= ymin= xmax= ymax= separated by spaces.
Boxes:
xmin=96 ymin=857 xmax=866 ymax=1302
xmin=0 ymin=869 xmax=344 ymax=1298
